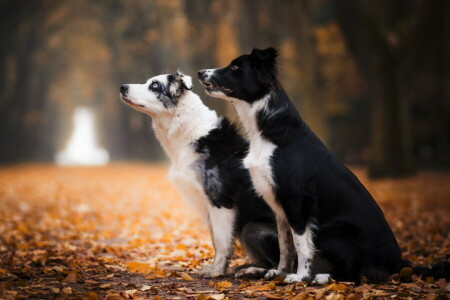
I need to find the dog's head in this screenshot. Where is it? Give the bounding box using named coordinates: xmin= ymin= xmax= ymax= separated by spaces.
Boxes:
xmin=198 ymin=47 xmax=278 ymax=103
xmin=120 ymin=71 xmax=193 ymax=115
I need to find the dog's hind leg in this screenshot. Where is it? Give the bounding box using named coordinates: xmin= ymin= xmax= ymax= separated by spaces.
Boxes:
xmin=264 ymin=216 xmax=297 ymax=279
xmin=235 ymin=221 xmax=280 ymax=279
xmin=198 ymin=206 xmax=236 ymax=278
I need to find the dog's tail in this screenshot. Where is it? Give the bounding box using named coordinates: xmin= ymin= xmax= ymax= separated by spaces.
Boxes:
xmin=412 ymin=261 xmax=450 ymax=280
xmin=362 ymin=260 xmax=449 ymax=283
xmin=399 ymin=260 xmax=450 ymax=281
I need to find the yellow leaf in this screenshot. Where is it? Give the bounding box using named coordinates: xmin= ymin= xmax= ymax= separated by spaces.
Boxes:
xmin=267 ymin=282 xmax=276 ymax=290
xmin=328 ymin=283 xmax=347 ymax=292
xmin=125 ymin=262 xmax=154 ymax=274
xmin=181 ymin=272 xmax=194 ymax=281
xmin=216 ymin=281 xmax=233 ymax=289
xmin=100 ymin=283 xmax=112 ymax=289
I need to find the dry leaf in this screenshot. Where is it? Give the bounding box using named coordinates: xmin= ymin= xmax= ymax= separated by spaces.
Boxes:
xmin=85 ymin=280 xmax=99 ymax=284
xmin=209 ymin=294 xmax=225 ymax=300
xmin=216 ymin=281 xmax=233 ymax=289
xmin=181 ymin=272 xmax=194 ymax=281
xmin=261 ymin=292 xmax=283 ymax=299
xmin=141 ymin=285 xmax=152 ymax=291
xmin=62 ymin=271 xmax=77 ymax=283
xmin=267 ymin=282 xmax=276 ymax=290
xmin=86 ymin=292 xmax=99 ymax=300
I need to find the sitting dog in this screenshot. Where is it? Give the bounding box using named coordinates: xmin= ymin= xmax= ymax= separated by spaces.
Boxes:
xmin=120 ymin=71 xmax=278 ymax=278
xmin=198 ymin=49 xmax=404 ymax=284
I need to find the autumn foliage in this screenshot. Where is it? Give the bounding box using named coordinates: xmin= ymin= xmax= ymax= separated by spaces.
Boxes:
xmin=0 ymin=164 xmax=448 ymax=299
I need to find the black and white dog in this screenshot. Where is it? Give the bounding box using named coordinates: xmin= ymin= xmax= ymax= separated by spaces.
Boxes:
xmin=120 ymin=71 xmax=278 ymax=278
xmin=198 ymin=48 xmax=404 ymax=284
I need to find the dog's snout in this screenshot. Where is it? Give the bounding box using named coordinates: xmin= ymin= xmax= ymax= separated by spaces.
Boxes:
xmin=198 ymin=69 xmax=213 ymax=80
xmin=120 ymin=84 xmax=129 ymax=94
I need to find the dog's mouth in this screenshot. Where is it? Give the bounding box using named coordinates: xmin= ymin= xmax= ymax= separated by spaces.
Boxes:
xmin=201 ymin=81 xmax=232 ymax=94
xmin=121 ymin=96 xmax=145 ymax=108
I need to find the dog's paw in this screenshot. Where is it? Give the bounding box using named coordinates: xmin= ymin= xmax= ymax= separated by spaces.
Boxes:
xmin=284 ymin=273 xmax=307 ymax=283
xmin=264 ymin=269 xmax=284 ymax=280
xmin=235 ymin=266 xmax=267 ymax=279
xmin=312 ymin=273 xmax=331 ymax=285
xmin=198 ymin=265 xmax=225 ymax=278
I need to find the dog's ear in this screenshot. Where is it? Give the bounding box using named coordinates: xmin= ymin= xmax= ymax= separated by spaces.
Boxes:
xmin=180 ymin=73 xmax=193 ymax=90
xmin=251 ymin=47 xmax=278 ymax=62
xmin=250 ymin=48 xmax=279 ymax=86
xmin=169 ymin=70 xmax=193 ymax=100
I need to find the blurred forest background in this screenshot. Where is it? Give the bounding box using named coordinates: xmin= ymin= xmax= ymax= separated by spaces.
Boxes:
xmin=0 ymin=0 xmax=449 ymax=178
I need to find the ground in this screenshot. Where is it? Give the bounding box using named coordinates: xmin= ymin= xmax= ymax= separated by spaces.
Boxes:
xmin=0 ymin=163 xmax=449 ymax=300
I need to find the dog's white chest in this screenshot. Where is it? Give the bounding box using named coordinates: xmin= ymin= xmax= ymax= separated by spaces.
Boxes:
xmin=243 ymin=136 xmax=281 ymax=215
xmin=168 ymin=162 xmax=209 ymax=221
xmin=235 ymin=96 xmax=282 ymax=216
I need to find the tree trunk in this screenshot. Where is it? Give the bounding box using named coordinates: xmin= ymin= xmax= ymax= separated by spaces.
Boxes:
xmin=335 ymin=0 xmax=414 ymax=177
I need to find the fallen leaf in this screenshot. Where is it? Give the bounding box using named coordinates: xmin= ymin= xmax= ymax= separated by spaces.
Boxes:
xmin=267 ymin=282 xmax=276 ymax=290
xmin=261 ymin=292 xmax=283 ymax=299
xmin=85 ymin=280 xmax=99 ymax=284
xmin=62 ymin=271 xmax=77 ymax=283
xmin=181 ymin=272 xmax=194 ymax=281
xmin=141 ymin=285 xmax=152 ymax=291
xmin=209 ymin=294 xmax=225 ymax=300
xmin=216 ymin=281 xmax=233 ymax=289
xmin=86 ymin=291 xmax=99 ymax=300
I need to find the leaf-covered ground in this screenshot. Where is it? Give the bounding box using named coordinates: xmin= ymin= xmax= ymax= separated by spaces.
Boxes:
xmin=0 ymin=164 xmax=448 ymax=299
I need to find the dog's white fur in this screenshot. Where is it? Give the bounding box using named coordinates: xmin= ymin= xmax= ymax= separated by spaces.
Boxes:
xmin=122 ymin=73 xmax=236 ymax=277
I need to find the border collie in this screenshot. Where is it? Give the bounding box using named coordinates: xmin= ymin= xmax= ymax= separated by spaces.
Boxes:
xmin=198 ymin=49 xmax=404 ymax=284
xmin=120 ymin=71 xmax=278 ymax=278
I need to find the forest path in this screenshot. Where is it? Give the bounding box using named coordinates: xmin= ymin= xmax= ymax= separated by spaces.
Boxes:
xmin=0 ymin=164 xmax=448 ymax=299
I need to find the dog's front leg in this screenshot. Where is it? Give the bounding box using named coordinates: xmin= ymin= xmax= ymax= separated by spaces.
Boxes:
xmin=198 ymin=206 xmax=236 ymax=278
xmin=264 ymin=216 xmax=296 ymax=279
xmin=284 ymin=225 xmax=316 ymax=283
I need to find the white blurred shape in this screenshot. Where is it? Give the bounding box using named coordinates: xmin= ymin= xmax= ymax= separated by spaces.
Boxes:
xmin=55 ymin=107 xmax=109 ymax=165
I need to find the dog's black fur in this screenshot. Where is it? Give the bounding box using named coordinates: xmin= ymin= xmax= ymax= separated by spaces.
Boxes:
xmin=199 ymin=48 xmax=405 ymax=283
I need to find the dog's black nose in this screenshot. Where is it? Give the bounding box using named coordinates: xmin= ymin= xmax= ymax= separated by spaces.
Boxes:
xmin=120 ymin=84 xmax=129 ymax=94
xmin=198 ymin=70 xmax=205 ymax=79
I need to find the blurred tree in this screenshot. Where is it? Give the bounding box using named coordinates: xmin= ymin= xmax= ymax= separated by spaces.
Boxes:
xmin=0 ymin=0 xmax=67 ymax=162
xmin=335 ymin=0 xmax=446 ymax=177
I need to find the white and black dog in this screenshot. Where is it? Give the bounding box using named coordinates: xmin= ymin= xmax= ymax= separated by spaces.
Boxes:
xmin=119 ymin=71 xmax=279 ymax=278
xmin=198 ymin=49 xmax=404 ymax=284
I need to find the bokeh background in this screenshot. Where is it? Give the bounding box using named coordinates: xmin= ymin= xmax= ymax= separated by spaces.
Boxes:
xmin=0 ymin=0 xmax=449 ymax=178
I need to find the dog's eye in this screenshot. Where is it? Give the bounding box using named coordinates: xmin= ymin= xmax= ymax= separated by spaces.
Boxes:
xmin=150 ymin=82 xmax=160 ymax=91
xmin=230 ymin=65 xmax=239 ymax=71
